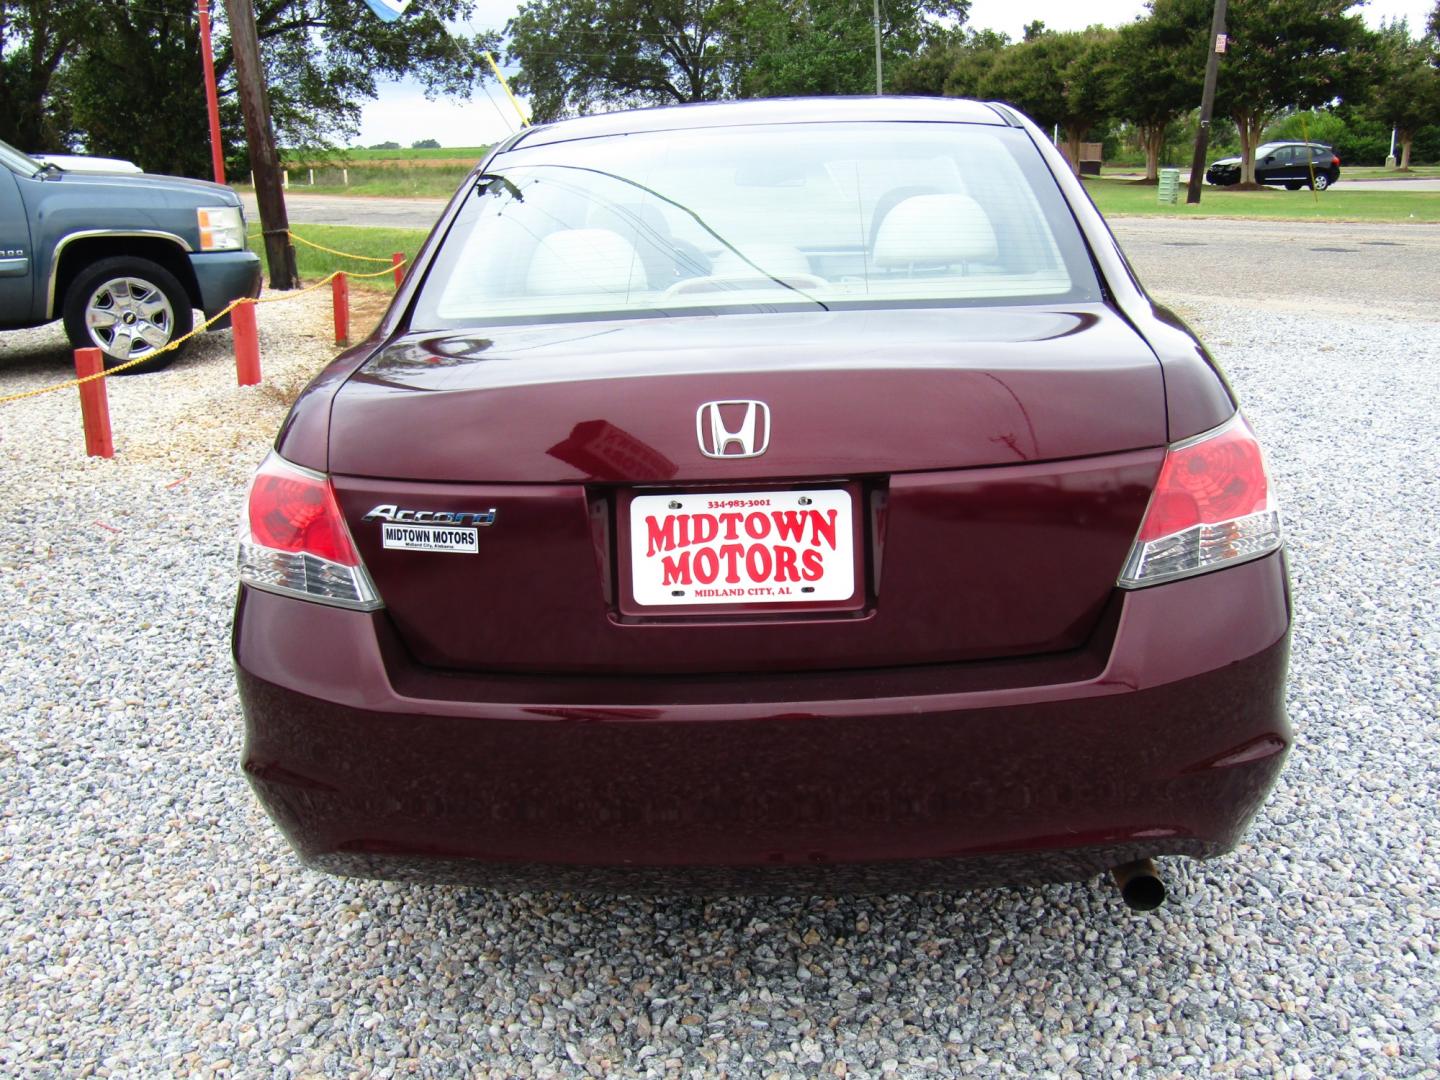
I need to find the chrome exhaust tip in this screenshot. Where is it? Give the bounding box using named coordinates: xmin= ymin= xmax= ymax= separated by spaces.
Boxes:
xmin=1111 ymin=858 xmax=1166 ymax=911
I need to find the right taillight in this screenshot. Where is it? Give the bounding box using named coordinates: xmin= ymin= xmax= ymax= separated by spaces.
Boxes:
xmin=1118 ymin=413 xmax=1282 ymax=588
xmin=237 ymin=451 xmax=381 ymax=609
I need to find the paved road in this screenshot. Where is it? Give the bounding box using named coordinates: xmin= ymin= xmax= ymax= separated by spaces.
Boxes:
xmin=242 ymin=192 xmax=448 ymax=231
xmin=1111 ymin=217 xmax=1440 ymax=319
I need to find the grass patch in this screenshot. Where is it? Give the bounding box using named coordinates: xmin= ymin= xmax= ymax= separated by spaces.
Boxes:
xmin=1083 ymin=176 xmax=1440 ymax=222
xmin=247 ymin=224 xmax=431 ymax=291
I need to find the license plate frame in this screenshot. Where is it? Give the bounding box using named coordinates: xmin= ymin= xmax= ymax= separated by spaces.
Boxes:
xmin=619 ymin=484 xmax=865 ymax=615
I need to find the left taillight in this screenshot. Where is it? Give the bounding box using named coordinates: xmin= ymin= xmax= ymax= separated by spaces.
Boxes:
xmin=237 ymin=451 xmax=381 ymax=609
xmin=1118 ymin=413 xmax=1282 ymax=588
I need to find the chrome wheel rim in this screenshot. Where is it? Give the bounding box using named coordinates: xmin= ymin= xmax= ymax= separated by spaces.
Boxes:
xmin=1314 ymin=174 xmax=1329 ymax=191
xmin=84 ymin=277 xmax=174 ymax=360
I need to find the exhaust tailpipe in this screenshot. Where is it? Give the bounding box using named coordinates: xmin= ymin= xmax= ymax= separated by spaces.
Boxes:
xmin=1111 ymin=858 xmax=1166 ymax=911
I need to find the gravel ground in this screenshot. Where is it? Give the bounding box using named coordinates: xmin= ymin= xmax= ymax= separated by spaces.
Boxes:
xmin=1 ymin=267 xmax=1437 ymax=1077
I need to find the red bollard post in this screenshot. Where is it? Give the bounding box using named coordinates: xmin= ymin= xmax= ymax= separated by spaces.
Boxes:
xmin=392 ymin=252 xmax=404 ymax=288
xmin=332 ymin=272 xmax=350 ymax=346
xmin=74 ymin=347 xmax=114 ymax=458
xmin=232 ymin=300 xmax=261 ymax=386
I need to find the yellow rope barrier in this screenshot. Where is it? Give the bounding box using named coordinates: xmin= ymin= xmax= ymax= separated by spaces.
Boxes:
xmin=248 ymin=261 xmax=401 ymax=305
xmin=245 ymin=229 xmax=401 ymax=263
xmin=284 ymin=231 xmax=397 ymax=263
xmin=0 ymin=257 xmax=406 ymax=406
xmin=0 ymin=301 xmax=243 ymax=405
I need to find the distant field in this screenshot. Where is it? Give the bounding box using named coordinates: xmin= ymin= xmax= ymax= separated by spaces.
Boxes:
xmin=1084 ymin=177 xmax=1440 ymax=222
xmin=333 ymin=145 xmax=491 ymax=162
xmin=237 ymin=163 xmax=470 ymax=198
xmin=241 ymin=146 xmax=491 ymax=197
xmin=280 ymin=146 xmax=490 ymax=167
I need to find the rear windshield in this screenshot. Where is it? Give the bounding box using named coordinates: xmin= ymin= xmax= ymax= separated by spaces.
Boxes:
xmin=412 ymin=122 xmax=1100 ymax=328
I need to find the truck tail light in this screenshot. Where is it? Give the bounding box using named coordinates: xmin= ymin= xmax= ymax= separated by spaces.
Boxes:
xmin=237 ymin=452 xmax=381 ymax=609
xmin=1118 ymin=414 xmax=1282 ymax=588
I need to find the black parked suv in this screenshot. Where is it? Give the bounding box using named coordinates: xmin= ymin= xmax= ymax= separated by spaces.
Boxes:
xmin=1206 ymin=142 xmax=1341 ymax=190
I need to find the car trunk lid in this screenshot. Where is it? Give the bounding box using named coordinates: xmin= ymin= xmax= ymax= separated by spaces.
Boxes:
xmin=328 ymin=305 xmax=1166 ymax=674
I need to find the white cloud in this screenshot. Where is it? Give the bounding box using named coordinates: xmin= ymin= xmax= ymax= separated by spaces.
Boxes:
xmin=354 ymin=83 xmax=526 ymax=149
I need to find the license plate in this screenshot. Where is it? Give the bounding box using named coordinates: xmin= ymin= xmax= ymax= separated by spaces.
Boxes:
xmin=381 ymin=523 xmax=478 ymax=553
xmin=629 ymin=489 xmax=855 ymax=607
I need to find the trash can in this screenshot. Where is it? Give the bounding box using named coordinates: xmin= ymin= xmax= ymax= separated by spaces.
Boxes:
xmin=1157 ymin=168 xmax=1181 ymax=205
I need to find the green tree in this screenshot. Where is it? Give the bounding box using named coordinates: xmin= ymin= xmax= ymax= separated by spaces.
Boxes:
xmin=890 ymin=28 xmax=1009 ymax=98
xmin=55 ymin=1 xmax=213 ymax=172
xmin=1367 ymin=19 xmax=1440 ymax=168
xmin=1104 ymin=0 xmax=1206 ymax=181
xmin=1212 ymin=0 xmax=1369 ymax=186
xmin=982 ymin=27 xmax=1117 ymax=174
xmin=5 ymin=0 xmax=496 ymax=176
xmin=0 ymin=0 xmax=87 ymax=149
xmin=412 ymin=138 xmax=443 ymax=149
xmin=506 ymin=0 xmax=742 ymax=120
xmin=737 ymin=0 xmax=970 ymax=98
xmin=506 ymin=0 xmax=968 ymax=117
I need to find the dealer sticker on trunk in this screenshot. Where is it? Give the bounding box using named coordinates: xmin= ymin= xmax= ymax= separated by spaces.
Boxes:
xmin=381 ymin=523 xmax=478 ymax=554
xmin=629 ymin=489 xmax=855 ymax=606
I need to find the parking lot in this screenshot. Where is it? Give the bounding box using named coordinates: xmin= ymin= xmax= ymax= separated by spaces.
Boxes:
xmin=1 ymin=221 xmax=1437 ymax=1076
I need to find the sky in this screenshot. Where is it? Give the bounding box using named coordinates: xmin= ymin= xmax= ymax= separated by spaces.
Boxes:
xmin=353 ymin=0 xmax=1438 ymax=148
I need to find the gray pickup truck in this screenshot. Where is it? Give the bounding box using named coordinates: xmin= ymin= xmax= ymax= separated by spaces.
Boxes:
xmin=1 ymin=138 xmax=261 ymax=373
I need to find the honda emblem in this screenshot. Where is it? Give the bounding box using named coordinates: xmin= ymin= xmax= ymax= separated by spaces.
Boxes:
xmin=696 ymin=400 xmax=771 ymax=459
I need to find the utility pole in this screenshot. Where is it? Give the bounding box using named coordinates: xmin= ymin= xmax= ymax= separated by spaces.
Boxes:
xmin=223 ymin=0 xmax=297 ymax=289
xmin=873 ymin=0 xmax=883 ymax=95
xmin=197 ymin=0 xmax=226 ymax=185
xmin=1186 ymin=0 xmax=1228 ymax=205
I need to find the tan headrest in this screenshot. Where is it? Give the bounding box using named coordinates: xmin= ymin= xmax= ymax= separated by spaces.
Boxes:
xmin=526 ymin=228 xmax=638 ymax=295
xmin=873 ymin=194 xmax=998 ymax=267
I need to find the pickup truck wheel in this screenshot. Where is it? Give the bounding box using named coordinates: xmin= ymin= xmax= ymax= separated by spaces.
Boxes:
xmin=62 ymin=257 xmax=193 ymax=374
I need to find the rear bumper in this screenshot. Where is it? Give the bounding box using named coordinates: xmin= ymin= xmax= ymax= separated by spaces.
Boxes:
xmin=234 ymin=553 xmax=1292 ymax=893
xmin=189 ymin=250 xmax=261 ymax=318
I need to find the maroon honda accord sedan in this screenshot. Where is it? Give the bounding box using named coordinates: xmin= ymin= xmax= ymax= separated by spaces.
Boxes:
xmin=234 ymin=98 xmax=1290 ymax=909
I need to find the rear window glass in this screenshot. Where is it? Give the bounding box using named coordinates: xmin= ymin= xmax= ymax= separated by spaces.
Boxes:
xmin=412 ymin=122 xmax=1100 ymax=328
